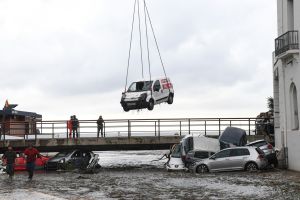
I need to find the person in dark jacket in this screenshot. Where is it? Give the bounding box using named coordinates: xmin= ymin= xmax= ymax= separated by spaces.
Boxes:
xmin=97 ymin=115 xmax=104 ymax=137
xmin=24 ymin=144 xmax=41 ymax=180
xmin=72 ymin=115 xmax=79 ymax=138
xmin=2 ymin=145 xmax=17 ymax=179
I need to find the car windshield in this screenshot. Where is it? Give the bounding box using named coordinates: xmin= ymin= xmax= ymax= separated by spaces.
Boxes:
xmin=128 ymin=81 xmax=152 ymax=92
xmin=171 ymin=144 xmax=182 ymax=158
xmin=54 ymin=151 xmax=72 ymax=158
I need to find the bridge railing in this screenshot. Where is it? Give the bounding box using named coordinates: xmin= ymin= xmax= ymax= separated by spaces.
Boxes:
xmin=0 ymin=117 xmax=267 ymax=142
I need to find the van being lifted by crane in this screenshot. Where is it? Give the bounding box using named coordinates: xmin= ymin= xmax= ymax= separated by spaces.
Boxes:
xmin=121 ymin=0 xmax=174 ymax=111
xmin=121 ymin=77 xmax=174 ymax=111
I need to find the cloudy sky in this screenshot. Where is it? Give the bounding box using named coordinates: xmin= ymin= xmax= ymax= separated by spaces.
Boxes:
xmin=0 ymin=0 xmax=277 ymax=120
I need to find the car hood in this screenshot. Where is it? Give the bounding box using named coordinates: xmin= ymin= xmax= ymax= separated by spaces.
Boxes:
xmin=48 ymin=157 xmax=65 ymax=162
xmin=124 ymin=92 xmax=147 ymax=99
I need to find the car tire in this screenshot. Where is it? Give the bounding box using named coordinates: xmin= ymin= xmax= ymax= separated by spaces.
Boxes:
xmin=167 ymin=94 xmax=174 ymax=104
xmin=245 ymin=162 xmax=258 ymax=172
xmin=196 ymin=164 xmax=208 ymax=173
xmin=272 ymin=158 xmax=278 ymax=168
xmin=148 ymin=100 xmax=154 ymax=111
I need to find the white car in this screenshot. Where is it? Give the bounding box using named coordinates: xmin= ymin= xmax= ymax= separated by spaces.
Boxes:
xmin=121 ymin=77 xmax=174 ymax=111
xmin=166 ymin=143 xmax=186 ymax=171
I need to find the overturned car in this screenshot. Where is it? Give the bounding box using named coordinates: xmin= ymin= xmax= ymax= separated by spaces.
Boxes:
xmin=46 ymin=150 xmax=100 ymax=172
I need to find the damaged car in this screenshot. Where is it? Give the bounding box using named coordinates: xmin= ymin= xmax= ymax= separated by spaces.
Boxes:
xmin=46 ymin=149 xmax=100 ymax=172
xmin=246 ymin=139 xmax=278 ymax=167
xmin=192 ymin=146 xmax=268 ymax=173
xmin=219 ymin=127 xmax=247 ymax=150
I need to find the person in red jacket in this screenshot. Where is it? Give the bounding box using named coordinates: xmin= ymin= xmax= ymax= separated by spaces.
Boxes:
xmin=24 ymin=144 xmax=41 ymax=180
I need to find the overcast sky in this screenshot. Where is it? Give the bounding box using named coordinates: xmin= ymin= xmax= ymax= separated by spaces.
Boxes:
xmin=0 ymin=0 xmax=277 ymax=120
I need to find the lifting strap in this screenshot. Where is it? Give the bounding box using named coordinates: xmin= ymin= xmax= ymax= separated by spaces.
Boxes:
xmin=124 ymin=0 xmax=170 ymax=93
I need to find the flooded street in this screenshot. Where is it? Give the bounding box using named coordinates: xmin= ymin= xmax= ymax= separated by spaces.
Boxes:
xmin=0 ymin=151 xmax=300 ymax=200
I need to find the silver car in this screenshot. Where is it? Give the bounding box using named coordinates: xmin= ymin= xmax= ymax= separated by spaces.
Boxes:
xmin=193 ymin=147 xmax=268 ymax=173
xmin=246 ymin=140 xmax=278 ymax=167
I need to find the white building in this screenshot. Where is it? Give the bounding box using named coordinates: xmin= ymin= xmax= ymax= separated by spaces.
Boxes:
xmin=273 ymin=0 xmax=300 ymax=171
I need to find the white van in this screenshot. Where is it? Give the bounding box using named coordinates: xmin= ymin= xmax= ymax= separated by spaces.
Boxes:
xmin=120 ymin=77 xmax=174 ymax=111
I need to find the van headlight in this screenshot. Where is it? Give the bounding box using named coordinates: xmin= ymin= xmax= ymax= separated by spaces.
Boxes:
xmin=59 ymin=159 xmax=65 ymax=163
xmin=122 ymin=93 xmax=126 ymax=98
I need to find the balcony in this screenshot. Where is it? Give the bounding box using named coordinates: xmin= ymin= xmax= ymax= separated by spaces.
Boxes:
xmin=275 ymin=30 xmax=299 ymax=57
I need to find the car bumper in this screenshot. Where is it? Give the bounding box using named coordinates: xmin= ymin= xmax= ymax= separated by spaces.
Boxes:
xmin=46 ymin=162 xmax=59 ymax=170
xmin=121 ymin=99 xmax=148 ymax=110
xmin=257 ymin=159 xmax=268 ymax=170
xmin=265 ymin=153 xmax=278 ymax=164
xmin=166 ymin=163 xmax=186 ymax=171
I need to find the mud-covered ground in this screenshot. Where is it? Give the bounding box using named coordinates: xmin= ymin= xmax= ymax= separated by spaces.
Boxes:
xmin=0 ymin=151 xmax=300 ymax=200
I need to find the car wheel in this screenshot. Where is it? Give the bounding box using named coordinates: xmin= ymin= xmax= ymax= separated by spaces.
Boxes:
xmin=167 ymin=94 xmax=174 ymax=104
xmin=148 ymin=100 xmax=154 ymax=110
xmin=196 ymin=164 xmax=208 ymax=173
xmin=245 ymin=162 xmax=258 ymax=172
xmin=273 ymin=158 xmax=278 ymax=168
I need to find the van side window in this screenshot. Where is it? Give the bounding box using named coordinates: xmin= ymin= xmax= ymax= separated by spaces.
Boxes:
xmin=154 ymin=80 xmax=161 ymax=91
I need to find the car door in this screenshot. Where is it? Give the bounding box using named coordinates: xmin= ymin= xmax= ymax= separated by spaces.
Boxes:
xmin=208 ymin=149 xmax=231 ymax=172
xmin=70 ymin=150 xmax=82 ymax=168
xmin=228 ymin=149 xmax=247 ymax=170
xmin=153 ymin=80 xmax=163 ymax=103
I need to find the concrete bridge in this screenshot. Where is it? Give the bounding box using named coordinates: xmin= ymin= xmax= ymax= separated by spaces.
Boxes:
xmin=0 ymin=136 xmax=182 ymax=153
xmin=0 ymin=117 xmax=266 ymax=153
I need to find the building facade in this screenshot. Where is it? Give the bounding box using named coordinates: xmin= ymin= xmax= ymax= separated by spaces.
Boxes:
xmin=273 ymin=0 xmax=300 ymax=171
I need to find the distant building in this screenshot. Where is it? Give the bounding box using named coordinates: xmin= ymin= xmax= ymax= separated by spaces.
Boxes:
xmin=273 ymin=0 xmax=300 ymax=171
xmin=0 ymin=100 xmax=42 ymax=136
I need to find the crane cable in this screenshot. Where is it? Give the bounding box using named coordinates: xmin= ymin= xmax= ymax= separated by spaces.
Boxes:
xmin=144 ymin=1 xmax=170 ymax=91
xmin=143 ymin=0 xmax=152 ymax=95
xmin=125 ymin=0 xmax=170 ymax=92
xmin=125 ymin=0 xmax=137 ymax=92
xmin=137 ymin=0 xmax=144 ymax=79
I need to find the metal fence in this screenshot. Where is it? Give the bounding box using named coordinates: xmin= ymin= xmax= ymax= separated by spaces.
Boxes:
xmin=0 ymin=118 xmax=265 ymax=141
xmin=275 ymin=30 xmax=299 ymax=56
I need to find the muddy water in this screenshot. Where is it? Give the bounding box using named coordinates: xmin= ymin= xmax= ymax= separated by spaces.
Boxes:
xmin=0 ymin=151 xmax=300 ymax=200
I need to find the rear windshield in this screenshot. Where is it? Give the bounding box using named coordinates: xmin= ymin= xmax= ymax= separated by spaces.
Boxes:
xmin=247 ymin=141 xmax=268 ymax=148
xmin=255 ymin=147 xmax=265 ymax=155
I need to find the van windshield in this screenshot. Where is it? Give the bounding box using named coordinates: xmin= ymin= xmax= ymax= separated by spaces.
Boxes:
xmin=128 ymin=81 xmax=153 ymax=92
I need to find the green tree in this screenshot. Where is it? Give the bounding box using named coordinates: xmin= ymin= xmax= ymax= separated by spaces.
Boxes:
xmin=267 ymin=96 xmax=274 ymax=112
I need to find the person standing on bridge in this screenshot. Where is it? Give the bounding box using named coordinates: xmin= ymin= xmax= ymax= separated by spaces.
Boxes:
xmin=72 ymin=115 xmax=79 ymax=138
xmin=24 ymin=144 xmax=41 ymax=180
xmin=67 ymin=116 xmax=73 ymax=138
xmin=97 ymin=115 xmax=104 ymax=137
xmin=2 ymin=145 xmax=17 ymax=179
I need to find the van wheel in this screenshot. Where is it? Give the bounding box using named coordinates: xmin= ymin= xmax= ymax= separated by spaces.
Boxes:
xmin=148 ymin=100 xmax=154 ymax=111
xmin=167 ymin=94 xmax=174 ymax=104
xmin=196 ymin=164 xmax=208 ymax=173
xmin=245 ymin=162 xmax=258 ymax=172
